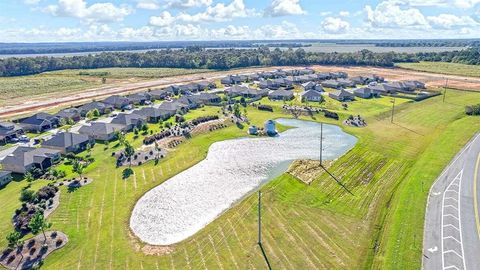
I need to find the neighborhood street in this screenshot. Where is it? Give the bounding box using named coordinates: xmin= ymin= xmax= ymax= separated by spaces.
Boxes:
xmin=423 ymin=133 xmax=480 ymax=270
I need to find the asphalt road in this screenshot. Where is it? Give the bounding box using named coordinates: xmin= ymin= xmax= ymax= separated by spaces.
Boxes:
xmin=423 ymin=133 xmax=480 ymax=270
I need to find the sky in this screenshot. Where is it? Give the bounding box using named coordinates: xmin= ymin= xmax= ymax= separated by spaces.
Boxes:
xmin=1 ymin=0 xmax=480 ymax=42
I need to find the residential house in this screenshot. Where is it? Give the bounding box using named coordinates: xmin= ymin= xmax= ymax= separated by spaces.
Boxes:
xmin=111 ymin=113 xmax=146 ymax=131
xmin=156 ymin=100 xmax=188 ymax=115
xmin=0 ymin=122 xmax=24 ymax=143
xmin=127 ymin=92 xmax=151 ymax=105
xmin=78 ymin=101 xmax=113 ymax=116
xmin=268 ymin=89 xmax=294 ymax=101
xmin=353 ymin=88 xmax=379 ymax=99
xmin=247 ymin=74 xmax=260 ymax=81
xmin=225 ymin=86 xmax=267 ymax=99
xmin=177 ymin=96 xmax=200 ymax=109
xmin=135 ymin=107 xmax=171 ymax=123
xmin=350 ymin=76 xmax=367 ymax=85
xmin=197 ymin=81 xmax=216 ymax=90
xmin=42 ymin=132 xmax=94 ymax=154
xmin=301 ymin=82 xmax=323 ymax=91
xmin=321 ymin=80 xmax=342 ymax=89
xmin=0 ymin=171 xmax=12 ymax=186
xmin=55 ymin=108 xmax=82 ymax=122
xmin=317 ymin=72 xmax=331 ymax=80
xmin=178 ymin=83 xmax=200 ymax=94
xmin=191 ymin=93 xmax=222 ymax=105
xmin=18 ymin=113 xmax=59 ymax=133
xmin=336 ymin=78 xmax=356 ymax=88
xmin=163 ymin=85 xmax=180 ymax=95
xmin=103 ymin=95 xmax=131 ymax=109
xmin=273 ymin=78 xmax=294 ymax=89
xmin=330 ymin=71 xmax=348 ymax=79
xmin=149 ymin=89 xmax=172 ymax=100
xmin=1 ymin=146 xmax=61 ymax=174
xmin=368 ymin=83 xmax=398 ymax=94
xmin=329 ymin=89 xmax=355 ymax=102
xmin=78 ymin=122 xmax=126 ymax=141
xmin=301 ymin=90 xmax=324 ymax=102
xmin=402 ymin=80 xmax=426 ymax=91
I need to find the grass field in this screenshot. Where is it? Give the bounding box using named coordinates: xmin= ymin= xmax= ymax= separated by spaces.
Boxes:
xmin=1 ymin=89 xmax=480 ymax=269
xmin=396 ymin=61 xmax=480 ymax=77
xmin=0 ymin=68 xmax=210 ymax=105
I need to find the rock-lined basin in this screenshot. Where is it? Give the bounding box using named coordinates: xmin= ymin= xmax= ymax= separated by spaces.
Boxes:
xmin=130 ymin=119 xmax=357 ymax=245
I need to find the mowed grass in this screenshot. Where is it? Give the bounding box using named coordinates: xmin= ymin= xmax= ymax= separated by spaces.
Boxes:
xmin=0 ymin=68 xmax=210 ymax=105
xmin=1 ymin=90 xmax=479 ymax=269
xmin=396 ymin=61 xmax=480 ymax=77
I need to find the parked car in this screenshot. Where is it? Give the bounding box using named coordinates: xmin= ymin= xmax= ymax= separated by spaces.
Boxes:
xmin=19 ymin=135 xmax=29 ymax=142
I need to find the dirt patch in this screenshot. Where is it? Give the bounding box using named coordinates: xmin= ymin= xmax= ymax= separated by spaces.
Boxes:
xmin=288 ymin=160 xmax=333 ymax=185
xmin=0 ymin=231 xmax=68 ymax=270
xmin=128 ymin=231 xmax=174 ymax=256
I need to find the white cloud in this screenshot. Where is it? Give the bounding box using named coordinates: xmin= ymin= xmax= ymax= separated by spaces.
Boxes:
xmin=167 ymin=0 xmax=213 ymax=9
xmin=454 ymin=0 xmax=480 ymax=8
xmin=320 ymin=11 xmax=332 ymax=16
xmin=149 ymin=11 xmax=176 ymax=27
xmin=427 ymin=13 xmax=478 ymax=28
xmin=339 ymin=11 xmax=350 ymax=17
xmin=365 ymin=0 xmax=429 ymax=28
xmin=321 ymin=17 xmax=350 ymax=33
xmin=264 ymin=0 xmax=306 ymax=17
xmin=45 ymin=0 xmax=132 ymax=24
xmin=136 ymin=0 xmax=161 ymax=10
xmin=24 ymin=0 xmax=41 ymax=5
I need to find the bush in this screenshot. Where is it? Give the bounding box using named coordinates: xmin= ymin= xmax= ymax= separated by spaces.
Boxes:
xmin=465 ymin=104 xmax=480 ymax=115
xmin=258 ymin=105 xmax=273 ymax=112
xmin=324 ymin=110 xmax=339 ymax=120
xmin=20 ymin=189 xmax=35 ymax=203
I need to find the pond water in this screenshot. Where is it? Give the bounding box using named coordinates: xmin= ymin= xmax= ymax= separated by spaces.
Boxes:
xmin=130 ymin=119 xmax=357 ymax=245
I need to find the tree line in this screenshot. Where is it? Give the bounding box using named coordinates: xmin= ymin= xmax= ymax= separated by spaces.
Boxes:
xmin=1 ymin=47 xmax=479 ymax=77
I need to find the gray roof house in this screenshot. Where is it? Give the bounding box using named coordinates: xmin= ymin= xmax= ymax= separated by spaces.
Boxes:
xmin=177 ymin=95 xmax=201 ymax=109
xmin=336 ymin=78 xmax=356 ymax=88
xmin=321 ymin=80 xmax=342 ymax=89
xmin=42 ymin=132 xmax=94 ymax=154
xmin=18 ymin=113 xmax=59 ymax=133
xmin=225 ymin=86 xmax=267 ymax=98
xmin=55 ymin=108 xmax=82 ymax=122
xmin=149 ymin=89 xmax=172 ymax=100
xmin=157 ymin=100 xmax=188 ymax=115
xmin=401 ymin=80 xmax=426 ymax=91
xmin=78 ymin=101 xmax=113 ymax=116
xmin=368 ymin=83 xmax=398 ymax=94
xmin=111 ymin=113 xmax=146 ymax=131
xmin=0 ymin=171 xmax=12 ymax=187
xmin=163 ymin=85 xmax=180 ymax=95
xmin=301 ymin=90 xmax=324 ymax=102
xmin=1 ymin=146 xmax=61 ymax=174
xmin=268 ymin=89 xmax=294 ymax=101
xmin=197 ymin=81 xmax=216 ymax=90
xmin=78 ymin=122 xmax=126 ymax=141
xmin=191 ymin=93 xmax=222 ymax=105
xmin=330 ymin=72 xmax=348 ymax=79
xmin=103 ymin=95 xmax=131 ymax=109
xmin=0 ymin=122 xmax=24 ymax=143
xmin=127 ymin=92 xmax=151 ymax=105
xmin=353 ymin=88 xmax=379 ymax=99
xmin=134 ymin=107 xmax=171 ymax=123
xmin=329 ymin=89 xmax=355 ymax=102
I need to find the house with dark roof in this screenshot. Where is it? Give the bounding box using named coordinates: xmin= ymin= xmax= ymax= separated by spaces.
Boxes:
xmin=78 ymin=101 xmax=113 ymax=116
xmin=1 ymin=146 xmax=61 ymax=174
xmin=111 ymin=113 xmax=146 ymax=131
xmin=0 ymin=122 xmax=24 ymax=143
xmin=149 ymin=89 xmax=172 ymax=100
xmin=78 ymin=122 xmax=126 ymax=141
xmin=55 ymin=108 xmax=82 ymax=122
xmin=127 ymin=92 xmax=151 ymax=105
xmin=134 ymin=107 xmax=171 ymax=123
xmin=401 ymin=80 xmax=426 ymax=91
xmin=191 ymin=93 xmax=222 ymax=105
xmin=336 ymin=78 xmax=356 ymax=88
xmin=163 ymin=85 xmax=180 ymax=95
xmin=18 ymin=113 xmax=59 ymax=133
xmin=321 ymin=80 xmax=342 ymax=89
xmin=225 ymin=86 xmax=267 ymax=98
xmin=157 ymin=100 xmax=188 ymax=115
xmin=302 ymin=82 xmax=324 ymax=92
xmin=42 ymin=132 xmax=94 ymax=154
xmin=353 ymin=88 xmax=380 ymax=99
xmin=268 ymin=89 xmax=294 ymax=101
xmin=329 ymin=89 xmax=355 ymax=102
xmin=197 ymin=81 xmax=216 ymax=90
xmin=0 ymin=171 xmax=12 ymax=187
xmin=301 ymin=90 xmax=324 ymax=102
xmin=367 ymin=83 xmax=398 ymax=94
xmin=317 ymin=72 xmax=332 ymax=80
xmin=103 ymin=95 xmax=131 ymax=109
xmin=330 ymin=72 xmax=348 ymax=79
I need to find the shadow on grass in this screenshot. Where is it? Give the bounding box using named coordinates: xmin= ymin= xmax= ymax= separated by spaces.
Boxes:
xmin=320 ymin=165 xmax=354 ymax=196
xmin=392 ymin=122 xmax=425 ymax=136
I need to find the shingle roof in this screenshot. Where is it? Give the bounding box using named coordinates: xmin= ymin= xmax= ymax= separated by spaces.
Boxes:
xmin=19 ymin=113 xmax=56 ymax=126
xmin=42 ymin=132 xmax=90 ymax=149
xmin=79 ymin=122 xmax=125 ymax=136
xmin=2 ymin=146 xmax=60 ymax=167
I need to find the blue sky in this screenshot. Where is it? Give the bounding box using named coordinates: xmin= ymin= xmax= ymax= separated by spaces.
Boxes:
xmin=1 ymin=0 xmax=480 ymax=42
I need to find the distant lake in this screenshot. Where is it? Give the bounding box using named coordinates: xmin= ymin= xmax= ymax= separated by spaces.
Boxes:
xmin=0 ymin=43 xmax=466 ymax=59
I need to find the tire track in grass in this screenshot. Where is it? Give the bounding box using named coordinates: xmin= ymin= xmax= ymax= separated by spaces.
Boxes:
xmin=184 ymin=247 xmax=192 ymax=270
xmin=92 ymin=170 xmax=109 ymax=270
xmin=133 ymin=172 xmax=137 ymax=190
xmin=76 ymin=191 xmax=83 ymax=231
xmin=261 ymin=231 xmax=286 ymax=269
xmin=150 ymin=168 xmax=156 ymax=182
xmin=208 ymin=234 xmax=224 ymax=270
xmin=76 ymin=249 xmax=83 ymax=270
xmin=109 ymin=170 xmax=118 ymax=270
xmin=169 ymin=253 xmax=175 ymax=270
xmin=141 ymin=168 xmax=147 ymax=186
xmin=219 ymin=227 xmax=240 ymax=270
xmin=264 ymin=229 xmax=295 ymax=269
xmin=268 ymin=207 xmax=323 ymax=269
xmin=227 ymin=218 xmax=256 ymax=269
xmin=194 ymin=239 xmax=208 ymax=270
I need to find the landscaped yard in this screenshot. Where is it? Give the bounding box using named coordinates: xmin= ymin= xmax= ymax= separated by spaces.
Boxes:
xmin=0 ymin=89 xmax=479 ymax=269
xmin=396 ymin=61 xmax=480 ymax=77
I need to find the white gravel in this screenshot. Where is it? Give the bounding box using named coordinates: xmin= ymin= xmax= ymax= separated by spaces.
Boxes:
xmin=130 ymin=119 xmax=357 ymax=245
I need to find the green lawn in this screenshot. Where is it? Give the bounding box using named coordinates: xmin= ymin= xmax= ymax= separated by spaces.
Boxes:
xmin=1 ymin=90 xmax=479 ymax=269
xmin=396 ymin=61 xmax=480 ymax=77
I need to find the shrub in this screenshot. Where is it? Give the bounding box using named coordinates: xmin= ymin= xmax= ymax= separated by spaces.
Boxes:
xmin=20 ymin=189 xmax=35 ymax=203
xmin=56 ymin=239 xmax=63 ymax=246
xmin=465 ymin=104 xmax=480 ymax=115
xmin=258 ymin=105 xmax=273 ymax=112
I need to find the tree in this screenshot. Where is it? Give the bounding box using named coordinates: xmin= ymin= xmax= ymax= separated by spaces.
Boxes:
xmin=233 ymin=103 xmax=241 ymax=118
xmin=6 ymin=231 xmax=24 ymax=267
xmin=85 ymin=143 xmax=92 ymax=155
xmin=28 ymin=212 xmax=52 ymax=245
xmin=24 ymin=171 xmax=34 ymax=182
xmin=58 ymin=117 xmax=67 ymax=127
xmin=72 ymin=159 xmax=84 ymax=179
xmin=124 ymin=142 xmax=135 ymax=167
xmin=20 ymin=189 xmax=35 ymax=203
xmin=115 ymin=131 xmax=126 ymax=145
xmin=92 ymin=108 xmax=100 ymax=118
xmin=86 ymin=110 xmax=95 ymax=120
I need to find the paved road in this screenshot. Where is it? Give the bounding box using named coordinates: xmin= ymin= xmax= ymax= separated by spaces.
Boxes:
xmin=423 ymin=133 xmax=480 ymax=270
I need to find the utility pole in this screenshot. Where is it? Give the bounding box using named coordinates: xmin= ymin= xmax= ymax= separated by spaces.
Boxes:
xmin=258 ymin=191 xmax=272 ymax=270
xmin=443 ymin=78 xmax=449 ymax=103
xmin=320 ymin=122 xmax=323 ymax=167
xmin=390 ymin=98 xmax=396 ymax=123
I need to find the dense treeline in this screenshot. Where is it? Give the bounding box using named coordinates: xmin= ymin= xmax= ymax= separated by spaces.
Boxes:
xmin=0 ymin=47 xmax=479 ymax=77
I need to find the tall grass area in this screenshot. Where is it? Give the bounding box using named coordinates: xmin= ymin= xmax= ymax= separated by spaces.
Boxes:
xmin=0 ymin=89 xmax=479 ymax=269
xmin=48 ymin=67 xmax=211 ymax=79
xmin=396 ymin=61 xmax=480 ymax=77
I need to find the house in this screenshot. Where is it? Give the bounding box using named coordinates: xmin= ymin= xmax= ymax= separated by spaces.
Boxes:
xmin=247 ymin=74 xmax=260 ymax=81
xmin=1 ymin=146 xmax=61 ymax=174
xmin=156 ymin=100 xmax=188 ymax=115
xmin=191 ymin=93 xmax=222 ymax=105
xmin=111 ymin=113 xmax=146 ymax=131
xmin=221 ymin=75 xmax=234 ymax=85
xmin=127 ymin=92 xmax=151 ymax=105
xmin=350 ymin=76 xmax=366 ymax=85
xmin=149 ymin=89 xmax=172 ymax=100
xmin=353 ymin=88 xmax=379 ymax=99
xmin=402 ymin=80 xmax=426 ymax=91
xmin=336 ymin=78 xmax=356 ymax=88
xmin=78 ymin=122 xmax=126 ymax=141
xmin=78 ymin=101 xmax=113 ymax=116
xmin=103 ymin=95 xmax=131 ymax=109
xmin=221 ymin=75 xmax=247 ymax=85
xmin=55 ymin=108 xmax=82 ymax=122
xmin=18 ymin=113 xmax=59 ymax=133
xmin=268 ymin=89 xmax=294 ymax=101
xmin=0 ymin=122 xmax=24 ymax=144
xmin=301 ymin=90 xmax=324 ymax=102
xmin=0 ymin=171 xmax=12 ymax=187
xmin=264 ymin=120 xmax=277 ymax=135
xmin=225 ymin=86 xmax=266 ymax=98
xmin=364 ymin=74 xmax=384 ymax=83
xmin=135 ymin=107 xmax=171 ymax=123
xmin=368 ymin=83 xmax=398 ymax=94
xmin=330 ymin=71 xmax=348 ymax=79
xmin=176 ymin=96 xmax=200 ymax=109
xmin=197 ymin=81 xmax=216 ymax=90
xmin=178 ymin=83 xmax=200 ymax=94
xmin=258 ymin=80 xmax=278 ymax=90
xmin=292 ymin=75 xmax=311 ymax=84
xmin=42 ymin=132 xmax=94 ymax=154
xmin=321 ymin=80 xmax=342 ymax=89
xmin=163 ymin=85 xmax=180 ymax=95
xmin=317 ymin=72 xmax=331 ymax=80
xmin=329 ymin=89 xmax=355 ymax=102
